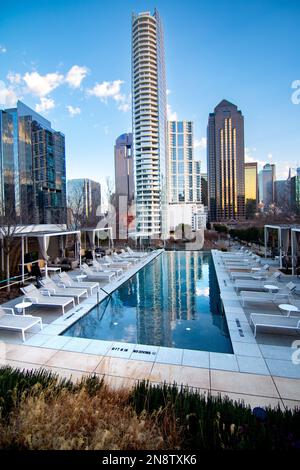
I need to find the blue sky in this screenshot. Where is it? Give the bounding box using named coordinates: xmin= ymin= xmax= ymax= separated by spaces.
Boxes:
xmin=1 ymin=0 xmax=300 ymax=191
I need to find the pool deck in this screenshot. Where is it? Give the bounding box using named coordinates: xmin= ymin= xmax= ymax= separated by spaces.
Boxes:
xmin=0 ymin=248 xmax=299 ymax=411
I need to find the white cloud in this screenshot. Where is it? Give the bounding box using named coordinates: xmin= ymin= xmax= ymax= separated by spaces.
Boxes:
xmin=0 ymin=45 xmax=7 ymax=53
xmin=7 ymin=72 xmax=22 ymax=84
xmin=167 ymin=103 xmax=178 ymax=121
xmin=35 ymin=97 xmax=55 ymax=113
xmin=0 ymin=81 xmax=18 ymax=107
xmin=65 ymin=65 xmax=89 ymax=88
xmin=66 ymin=105 xmax=81 ymax=117
xmin=245 ymin=147 xmax=267 ymax=167
xmin=23 ymin=71 xmax=64 ymax=97
xmin=87 ymin=80 xmax=124 ymax=101
xmin=194 ymin=137 xmax=207 ymax=150
xmin=166 ymin=89 xmax=171 ymax=96
xmin=103 ymin=125 xmax=109 ymax=135
xmin=87 ymin=79 xmax=130 ymax=112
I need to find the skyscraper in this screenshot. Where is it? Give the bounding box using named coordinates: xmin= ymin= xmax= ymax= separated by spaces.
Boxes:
xmin=0 ymin=110 xmax=15 ymax=218
xmin=3 ymin=101 xmax=67 ymax=224
xmin=132 ymin=9 xmax=167 ymax=237
xmin=291 ymin=167 xmax=300 ymax=215
xmin=245 ymin=162 xmax=258 ymax=218
xmin=167 ymin=121 xmax=201 ymax=204
xmin=258 ymin=163 xmax=276 ymax=208
xmin=207 ymin=100 xmax=245 ymax=221
xmin=114 ymin=133 xmax=134 ymax=238
xmin=275 ymin=179 xmax=291 ymax=212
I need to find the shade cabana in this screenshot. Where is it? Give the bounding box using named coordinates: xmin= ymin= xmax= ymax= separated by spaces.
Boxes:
xmin=15 ymin=229 xmax=81 ymax=282
xmin=264 ymin=224 xmax=292 ymax=269
xmin=81 ymin=227 xmax=113 ymax=260
xmin=291 ymin=227 xmax=300 ymax=275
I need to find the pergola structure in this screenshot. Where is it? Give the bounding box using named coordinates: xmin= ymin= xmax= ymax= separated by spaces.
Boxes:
xmin=264 ymin=224 xmax=293 ymax=269
xmin=14 ymin=229 xmax=81 ymax=282
xmin=291 ymin=227 xmax=300 ymax=275
xmin=81 ymin=227 xmax=113 ymax=260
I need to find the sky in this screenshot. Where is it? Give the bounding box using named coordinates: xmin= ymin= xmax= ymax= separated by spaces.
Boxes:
xmin=1 ymin=0 xmax=300 ymax=192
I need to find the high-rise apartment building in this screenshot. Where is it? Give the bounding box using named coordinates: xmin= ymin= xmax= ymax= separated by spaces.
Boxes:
xmin=207 ymin=100 xmax=245 ymax=221
xmin=132 ymin=9 xmax=167 ymax=237
xmin=114 ymin=133 xmax=134 ymax=238
xmin=245 ymin=162 xmax=258 ymax=218
xmin=67 ymin=178 xmax=101 ymax=226
xmin=3 ymin=101 xmax=67 ymax=224
xmin=258 ymin=163 xmax=276 ymax=208
xmin=167 ymin=121 xmax=201 ymax=204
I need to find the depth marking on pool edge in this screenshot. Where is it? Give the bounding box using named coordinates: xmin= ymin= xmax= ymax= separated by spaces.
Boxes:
xmin=132 ymin=349 xmax=157 ymax=356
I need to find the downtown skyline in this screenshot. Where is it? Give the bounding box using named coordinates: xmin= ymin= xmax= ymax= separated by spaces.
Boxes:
xmin=1 ymin=0 xmax=300 ymax=192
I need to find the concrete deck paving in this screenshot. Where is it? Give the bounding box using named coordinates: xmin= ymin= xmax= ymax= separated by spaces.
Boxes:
xmin=0 ymin=248 xmax=299 ymax=411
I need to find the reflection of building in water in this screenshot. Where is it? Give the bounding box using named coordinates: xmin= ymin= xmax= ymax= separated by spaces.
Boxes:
xmin=136 ymin=255 xmax=172 ymax=347
xmin=208 ymin=255 xmax=220 ymax=315
xmin=208 ymin=256 xmax=229 ymax=335
xmin=167 ymin=251 xmax=202 ymax=321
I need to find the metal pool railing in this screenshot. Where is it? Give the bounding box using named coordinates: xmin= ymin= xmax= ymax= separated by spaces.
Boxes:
xmin=0 ymin=273 xmax=35 ymax=290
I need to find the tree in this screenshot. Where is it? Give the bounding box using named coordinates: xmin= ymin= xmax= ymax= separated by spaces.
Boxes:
xmin=0 ymin=202 xmax=19 ymax=293
xmin=67 ymin=183 xmax=85 ymax=229
xmin=245 ymin=199 xmax=257 ymax=219
xmin=105 ymin=176 xmax=115 ymax=207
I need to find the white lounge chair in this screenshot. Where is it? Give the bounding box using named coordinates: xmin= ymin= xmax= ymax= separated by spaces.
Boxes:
xmin=119 ymin=249 xmax=141 ymax=261
xmin=0 ymin=306 xmax=42 ymax=342
xmin=92 ymin=260 xmax=123 ymax=277
xmin=21 ymin=284 xmax=75 ymax=315
xmin=239 ymin=290 xmax=291 ymax=307
xmin=233 ymin=272 xmax=282 ymax=291
xmin=81 ymin=263 xmax=116 ymax=282
xmin=57 ymin=272 xmax=99 ymax=295
xmin=101 ymin=255 xmax=132 ymax=269
xmin=112 ymin=252 xmax=139 ymax=264
xmin=40 ymin=278 xmax=88 ymax=304
xmin=126 ymin=247 xmax=148 ymax=257
xmin=229 ymin=264 xmax=270 ymax=276
xmin=250 ymin=313 xmax=300 ymax=337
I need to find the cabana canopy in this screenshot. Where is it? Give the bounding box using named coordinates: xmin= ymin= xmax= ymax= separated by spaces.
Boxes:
xmin=81 ymin=227 xmax=113 ymax=260
xmin=264 ymin=224 xmax=293 ymax=269
xmin=14 ymin=229 xmax=81 ymax=281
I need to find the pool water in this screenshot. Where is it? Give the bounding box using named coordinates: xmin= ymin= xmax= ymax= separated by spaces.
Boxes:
xmin=63 ymin=251 xmax=233 ymax=353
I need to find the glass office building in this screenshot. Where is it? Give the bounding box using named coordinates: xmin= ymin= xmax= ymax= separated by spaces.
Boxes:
xmin=258 ymin=163 xmax=276 ymax=208
xmin=207 ymin=100 xmax=245 ymax=221
xmin=0 ymin=110 xmax=15 ymax=218
xmin=291 ymin=169 xmax=300 ymax=215
xmin=167 ymin=121 xmax=201 ymax=205
xmin=3 ymin=101 xmax=67 ymax=224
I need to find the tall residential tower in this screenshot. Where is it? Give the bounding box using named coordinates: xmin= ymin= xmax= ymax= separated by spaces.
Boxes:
xmin=132 ymin=9 xmax=167 ymax=237
xmin=207 ymin=100 xmax=245 ymax=222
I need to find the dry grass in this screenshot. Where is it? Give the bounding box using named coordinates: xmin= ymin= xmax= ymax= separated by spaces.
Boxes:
xmin=0 ymin=382 xmax=180 ymax=450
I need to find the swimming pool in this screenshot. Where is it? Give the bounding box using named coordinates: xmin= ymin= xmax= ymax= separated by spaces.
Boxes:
xmin=63 ymin=251 xmax=233 ymax=353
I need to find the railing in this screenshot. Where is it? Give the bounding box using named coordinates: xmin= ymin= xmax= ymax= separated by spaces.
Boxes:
xmin=0 ymin=273 xmax=35 ymax=290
